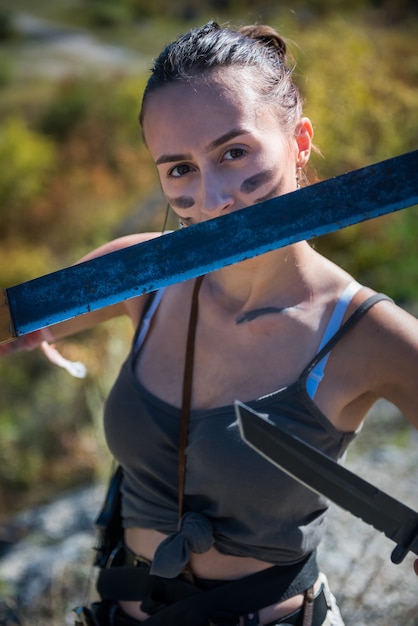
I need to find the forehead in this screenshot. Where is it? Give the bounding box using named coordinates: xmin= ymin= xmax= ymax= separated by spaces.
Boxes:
xmin=142 ymin=71 xmax=276 ymax=153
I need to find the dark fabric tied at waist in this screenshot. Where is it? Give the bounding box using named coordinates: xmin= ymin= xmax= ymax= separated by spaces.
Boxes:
xmin=151 ymin=512 xmax=214 ymax=577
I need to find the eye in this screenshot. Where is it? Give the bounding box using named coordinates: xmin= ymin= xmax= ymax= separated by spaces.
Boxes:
xmin=223 ymin=147 xmax=247 ymax=161
xmin=168 ymin=163 xmax=194 ymax=178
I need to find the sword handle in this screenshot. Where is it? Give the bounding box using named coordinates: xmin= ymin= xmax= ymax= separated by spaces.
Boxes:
xmin=0 ymin=289 xmax=17 ymax=344
xmin=391 ymin=544 xmax=409 ymax=564
xmin=391 ymin=519 xmax=418 ymax=564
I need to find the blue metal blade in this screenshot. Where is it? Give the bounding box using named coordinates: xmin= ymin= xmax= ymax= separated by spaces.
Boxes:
xmin=3 ymin=149 xmax=418 ymax=339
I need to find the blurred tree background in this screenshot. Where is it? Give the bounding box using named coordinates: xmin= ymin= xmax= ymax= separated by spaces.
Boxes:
xmin=0 ymin=0 xmax=417 ymax=518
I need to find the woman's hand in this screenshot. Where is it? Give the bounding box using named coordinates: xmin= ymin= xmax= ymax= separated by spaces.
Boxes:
xmin=0 ymin=329 xmax=50 ymax=356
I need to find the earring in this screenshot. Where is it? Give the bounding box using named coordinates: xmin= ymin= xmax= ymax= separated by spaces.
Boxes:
xmin=296 ymin=167 xmax=302 ymax=189
xmin=179 ymin=219 xmax=185 ymax=229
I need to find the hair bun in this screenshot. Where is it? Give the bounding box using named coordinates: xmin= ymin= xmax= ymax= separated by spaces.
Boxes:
xmin=239 ymin=24 xmax=287 ymax=60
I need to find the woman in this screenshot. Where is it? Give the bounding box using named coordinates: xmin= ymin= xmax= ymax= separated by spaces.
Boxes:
xmin=2 ymin=22 xmax=418 ymax=626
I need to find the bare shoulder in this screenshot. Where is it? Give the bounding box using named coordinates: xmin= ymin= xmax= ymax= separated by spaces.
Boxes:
xmin=319 ymin=292 xmax=418 ymax=432
xmin=361 ymin=296 xmax=418 ymax=346
xmin=80 ymin=232 xmax=167 ymax=323
xmin=78 ymin=232 xmax=164 ymax=263
xmin=354 ymin=296 xmax=418 ymax=427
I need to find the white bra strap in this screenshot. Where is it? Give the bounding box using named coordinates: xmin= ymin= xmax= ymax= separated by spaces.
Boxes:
xmin=134 ymin=287 xmax=167 ymax=354
xmin=306 ymin=281 xmax=362 ymax=399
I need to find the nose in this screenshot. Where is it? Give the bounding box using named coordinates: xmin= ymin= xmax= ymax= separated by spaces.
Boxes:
xmin=198 ymin=170 xmax=234 ymax=219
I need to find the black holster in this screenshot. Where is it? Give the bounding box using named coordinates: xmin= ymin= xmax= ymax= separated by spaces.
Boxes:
xmin=94 ymin=465 xmax=124 ymax=569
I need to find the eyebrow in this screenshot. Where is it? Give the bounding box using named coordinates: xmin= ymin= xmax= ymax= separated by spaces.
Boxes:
xmin=155 ymin=128 xmax=250 ymax=166
xmin=205 ymin=128 xmax=250 ymax=153
xmin=155 ymin=153 xmax=190 ymax=166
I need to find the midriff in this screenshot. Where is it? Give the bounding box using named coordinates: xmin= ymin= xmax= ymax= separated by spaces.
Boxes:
xmin=120 ymin=527 xmax=316 ymax=624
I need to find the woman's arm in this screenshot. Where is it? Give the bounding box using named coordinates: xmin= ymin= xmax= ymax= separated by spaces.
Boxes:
xmin=368 ymin=299 xmax=418 ymax=430
xmin=0 ymin=232 xmax=162 ymax=356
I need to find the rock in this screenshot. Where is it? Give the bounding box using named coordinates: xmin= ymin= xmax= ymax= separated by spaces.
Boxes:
xmin=318 ymin=407 xmax=418 ymax=625
xmin=0 ymin=484 xmax=105 ymax=624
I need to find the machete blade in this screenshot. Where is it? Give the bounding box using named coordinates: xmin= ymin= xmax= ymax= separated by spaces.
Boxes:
xmin=1 ymin=149 xmax=418 ymax=343
xmin=235 ymin=400 xmax=418 ymax=564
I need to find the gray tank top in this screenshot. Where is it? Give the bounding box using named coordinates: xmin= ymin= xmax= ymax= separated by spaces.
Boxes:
xmin=104 ymin=283 xmax=390 ymax=578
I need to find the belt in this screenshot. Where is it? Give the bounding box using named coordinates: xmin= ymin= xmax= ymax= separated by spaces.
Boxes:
xmin=97 ymin=545 xmax=322 ymax=626
xmin=108 ymin=585 xmax=328 ymax=626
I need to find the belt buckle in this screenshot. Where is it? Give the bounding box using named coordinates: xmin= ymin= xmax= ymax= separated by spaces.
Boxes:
xmin=105 ymin=544 xmax=149 ymax=568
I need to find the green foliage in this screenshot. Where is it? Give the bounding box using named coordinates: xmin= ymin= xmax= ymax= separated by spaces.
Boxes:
xmin=39 ymin=80 xmax=92 ymax=141
xmin=83 ymin=0 xmax=135 ymax=28
xmin=314 ymin=207 xmax=418 ymax=304
xmin=0 ymin=352 xmax=93 ymax=509
xmin=39 ymin=75 xmax=145 ymax=146
xmin=0 ymin=117 xmax=56 ymax=227
xmin=0 ymin=53 xmax=14 ymax=88
xmin=45 ymin=75 xmax=158 ymax=255
xmin=0 ymin=8 xmax=16 ymax=41
xmin=295 ymin=15 xmax=418 ymax=175
xmin=79 ymin=0 xmax=418 ymax=24
xmin=0 ymin=323 xmax=124 ymax=514
xmin=0 ymin=240 xmax=55 ymax=287
xmin=83 ymin=0 xmax=197 ymax=22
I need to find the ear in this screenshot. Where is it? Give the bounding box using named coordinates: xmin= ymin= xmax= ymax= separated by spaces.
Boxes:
xmin=295 ymin=117 xmax=313 ymax=168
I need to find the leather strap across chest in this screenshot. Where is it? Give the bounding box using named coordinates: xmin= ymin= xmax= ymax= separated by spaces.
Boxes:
xmin=178 ymin=275 xmax=205 ymax=519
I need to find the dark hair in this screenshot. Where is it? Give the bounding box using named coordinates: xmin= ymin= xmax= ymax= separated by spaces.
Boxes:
xmin=139 ymin=21 xmax=303 ymax=136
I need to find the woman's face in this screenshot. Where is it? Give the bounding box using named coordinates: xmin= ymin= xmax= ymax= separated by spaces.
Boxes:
xmin=142 ymin=72 xmax=312 ymax=227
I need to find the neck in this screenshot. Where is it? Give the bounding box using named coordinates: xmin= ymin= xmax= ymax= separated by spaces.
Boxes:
xmin=202 ymin=242 xmax=316 ymax=314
